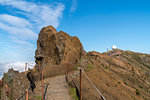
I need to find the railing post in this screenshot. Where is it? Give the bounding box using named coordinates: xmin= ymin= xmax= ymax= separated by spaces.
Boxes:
xmin=100 ymin=96 xmax=103 ymax=100
xmin=80 ymin=69 xmax=82 ymax=100
xmin=67 ymin=63 xmax=69 ymax=83
xmin=25 ymin=63 xmax=27 ymax=75
xmin=26 ymin=89 xmax=28 ymax=100
xmin=69 ymin=63 xmax=71 ymax=82
xmin=42 ymin=70 xmax=44 ymax=100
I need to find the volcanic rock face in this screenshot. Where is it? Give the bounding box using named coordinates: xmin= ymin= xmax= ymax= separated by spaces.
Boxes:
xmin=1 ymin=25 xmax=150 ymax=100
xmin=72 ymin=50 xmax=150 ymax=100
xmin=35 ymin=25 xmax=84 ymax=69
xmin=0 ymin=68 xmax=19 ymax=100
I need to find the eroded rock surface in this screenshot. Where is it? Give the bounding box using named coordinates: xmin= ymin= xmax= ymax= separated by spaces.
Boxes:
xmin=35 ymin=25 xmax=84 ymax=70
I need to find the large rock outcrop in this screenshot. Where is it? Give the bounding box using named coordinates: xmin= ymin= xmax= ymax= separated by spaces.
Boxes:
xmin=0 ymin=68 xmax=19 ymax=100
xmin=1 ymin=25 xmax=150 ymax=100
xmin=35 ymin=25 xmax=85 ymax=70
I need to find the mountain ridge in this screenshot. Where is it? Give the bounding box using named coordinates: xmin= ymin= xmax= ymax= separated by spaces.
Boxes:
xmin=0 ymin=25 xmax=150 ymax=100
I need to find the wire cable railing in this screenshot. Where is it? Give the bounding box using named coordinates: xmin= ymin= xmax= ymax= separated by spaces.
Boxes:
xmin=66 ymin=62 xmax=106 ymax=100
xmin=81 ymin=69 xmax=106 ymax=100
xmin=17 ymin=62 xmax=106 ymax=100
xmin=17 ymin=62 xmax=43 ymax=100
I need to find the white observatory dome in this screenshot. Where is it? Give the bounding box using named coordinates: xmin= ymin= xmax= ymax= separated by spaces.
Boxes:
xmin=112 ymin=45 xmax=117 ymax=50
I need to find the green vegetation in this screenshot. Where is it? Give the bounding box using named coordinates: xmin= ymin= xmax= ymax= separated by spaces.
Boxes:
xmin=79 ymin=57 xmax=83 ymax=61
xmin=104 ymin=66 xmax=108 ymax=69
xmin=4 ymin=73 xmax=8 ymax=82
xmin=131 ymin=53 xmax=142 ymax=63
xmin=0 ymin=90 xmax=1 ymax=99
xmin=53 ymin=57 xmax=56 ymax=61
xmin=124 ymin=51 xmax=150 ymax=69
xmin=2 ymin=73 xmax=14 ymax=100
xmin=87 ymin=64 xmax=94 ymax=69
xmin=139 ymin=85 xmax=143 ymax=89
xmin=74 ymin=67 xmax=78 ymax=71
xmin=131 ymin=95 xmax=135 ymax=99
xmin=124 ymin=82 xmax=128 ymax=85
xmin=135 ymin=89 xmax=140 ymax=96
xmin=70 ymin=88 xmax=79 ymax=100
xmin=143 ymin=96 xmax=148 ymax=100
xmin=101 ymin=63 xmax=104 ymax=67
xmin=77 ymin=63 xmax=81 ymax=67
xmin=36 ymin=95 xmax=42 ymax=99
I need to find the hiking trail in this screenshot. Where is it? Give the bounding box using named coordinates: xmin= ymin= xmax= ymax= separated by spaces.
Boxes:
xmin=43 ymin=75 xmax=73 ymax=100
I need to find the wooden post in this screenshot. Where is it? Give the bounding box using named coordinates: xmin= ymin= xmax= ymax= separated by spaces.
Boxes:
xmin=25 ymin=63 xmax=27 ymax=75
xmin=42 ymin=70 xmax=44 ymax=100
xmin=80 ymin=69 xmax=82 ymax=100
xmin=69 ymin=63 xmax=71 ymax=82
xmin=26 ymin=89 xmax=28 ymax=100
xmin=101 ymin=96 xmax=103 ymax=100
xmin=67 ymin=63 xmax=69 ymax=83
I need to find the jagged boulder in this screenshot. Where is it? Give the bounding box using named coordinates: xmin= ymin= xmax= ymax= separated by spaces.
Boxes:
xmin=6 ymin=68 xmax=19 ymax=83
xmin=35 ymin=25 xmax=85 ymax=69
xmin=0 ymin=68 xmax=19 ymax=100
xmin=0 ymin=79 xmax=3 ymax=89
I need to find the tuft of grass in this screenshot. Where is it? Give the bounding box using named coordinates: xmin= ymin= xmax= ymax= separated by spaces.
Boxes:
xmin=74 ymin=67 xmax=78 ymax=71
xmin=77 ymin=63 xmax=81 ymax=67
xmin=53 ymin=57 xmax=56 ymax=61
xmin=101 ymin=63 xmax=105 ymax=67
xmin=131 ymin=95 xmax=135 ymax=99
xmin=35 ymin=95 xmax=42 ymax=99
xmin=143 ymin=96 xmax=148 ymax=100
xmin=87 ymin=64 xmax=94 ymax=69
xmin=139 ymin=85 xmax=143 ymax=89
xmin=79 ymin=58 xmax=83 ymax=61
xmin=124 ymin=82 xmax=128 ymax=85
xmin=104 ymin=66 xmax=108 ymax=69
xmin=0 ymin=90 xmax=1 ymax=99
xmin=135 ymin=89 xmax=140 ymax=96
xmin=70 ymin=88 xmax=79 ymax=100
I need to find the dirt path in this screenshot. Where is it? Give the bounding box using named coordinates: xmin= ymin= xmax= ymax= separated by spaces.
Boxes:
xmin=44 ymin=75 xmax=73 ymax=100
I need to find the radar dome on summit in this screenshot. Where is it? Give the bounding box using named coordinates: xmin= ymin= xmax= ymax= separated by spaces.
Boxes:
xmin=112 ymin=45 xmax=117 ymax=50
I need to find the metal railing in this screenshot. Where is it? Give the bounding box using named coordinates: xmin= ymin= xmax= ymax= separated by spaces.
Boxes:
xmin=17 ymin=62 xmax=106 ymax=100
xmin=17 ymin=62 xmax=43 ymax=100
xmin=16 ymin=86 xmax=30 ymax=100
xmin=66 ymin=62 xmax=106 ymax=100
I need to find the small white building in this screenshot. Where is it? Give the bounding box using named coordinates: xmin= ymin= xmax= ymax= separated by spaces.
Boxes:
xmin=112 ymin=45 xmax=117 ymax=50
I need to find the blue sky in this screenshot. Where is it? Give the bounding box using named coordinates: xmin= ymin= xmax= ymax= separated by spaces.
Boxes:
xmin=0 ymin=0 xmax=150 ymax=64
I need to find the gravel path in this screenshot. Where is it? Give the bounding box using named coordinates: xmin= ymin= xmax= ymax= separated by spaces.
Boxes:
xmin=44 ymin=75 xmax=73 ymax=100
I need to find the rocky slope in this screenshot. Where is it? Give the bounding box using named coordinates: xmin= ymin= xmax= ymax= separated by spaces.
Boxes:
xmin=71 ymin=50 xmax=150 ymax=100
xmin=0 ymin=25 xmax=150 ymax=100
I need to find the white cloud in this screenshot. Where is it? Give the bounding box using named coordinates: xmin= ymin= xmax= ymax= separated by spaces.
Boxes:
xmin=0 ymin=62 xmax=35 ymax=79
xmin=10 ymin=36 xmax=35 ymax=48
xmin=0 ymin=0 xmax=65 ymax=29
xmin=0 ymin=0 xmax=39 ymax=12
xmin=0 ymin=0 xmax=65 ymax=64
xmin=0 ymin=14 xmax=31 ymax=28
xmin=5 ymin=62 xmax=35 ymax=72
xmin=0 ymin=22 xmax=37 ymax=40
xmin=0 ymin=0 xmax=65 ymax=42
xmin=70 ymin=0 xmax=78 ymax=13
